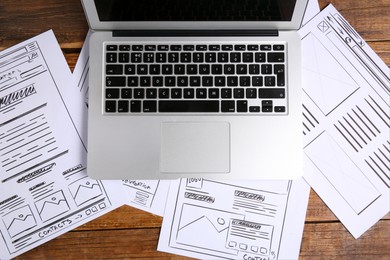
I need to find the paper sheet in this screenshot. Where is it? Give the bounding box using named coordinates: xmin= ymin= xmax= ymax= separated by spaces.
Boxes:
xmin=302 ymin=0 xmax=320 ymax=25
xmin=299 ymin=4 xmax=390 ymax=238
xmin=69 ymin=32 xmax=171 ymax=216
xmin=0 ymin=31 xmax=123 ymax=259
xmin=121 ymin=180 xmax=170 ymax=216
xmin=158 ymin=178 xmax=310 ymax=260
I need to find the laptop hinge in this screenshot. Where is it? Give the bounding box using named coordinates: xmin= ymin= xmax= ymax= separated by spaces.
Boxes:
xmin=112 ymin=30 xmax=278 ymax=37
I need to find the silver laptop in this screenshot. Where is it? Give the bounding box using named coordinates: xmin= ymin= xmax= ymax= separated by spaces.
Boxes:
xmin=81 ymin=0 xmax=307 ymax=180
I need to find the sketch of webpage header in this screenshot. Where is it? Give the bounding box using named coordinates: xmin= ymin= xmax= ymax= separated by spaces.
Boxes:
xmin=0 ymin=42 xmax=47 ymax=116
xmin=158 ymin=178 xmax=309 ymax=260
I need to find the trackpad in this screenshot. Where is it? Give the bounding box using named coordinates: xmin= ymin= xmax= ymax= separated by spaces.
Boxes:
xmin=160 ymin=122 xmax=230 ymax=173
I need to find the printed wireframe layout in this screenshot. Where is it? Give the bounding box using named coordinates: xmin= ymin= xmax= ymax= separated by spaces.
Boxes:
xmin=299 ymin=4 xmax=389 ymax=238
xmin=159 ymin=178 xmax=310 ymax=260
xmin=0 ymin=31 xmax=122 ymax=259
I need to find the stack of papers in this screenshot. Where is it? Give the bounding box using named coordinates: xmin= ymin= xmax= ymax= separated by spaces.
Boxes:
xmin=0 ymin=2 xmax=388 ymax=259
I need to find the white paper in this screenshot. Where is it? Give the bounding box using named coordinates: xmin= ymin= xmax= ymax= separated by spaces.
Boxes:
xmin=0 ymin=31 xmax=123 ymax=259
xmin=299 ymin=4 xmax=390 ymax=238
xmin=302 ymin=0 xmax=320 ymax=25
xmin=65 ymin=31 xmax=91 ymax=149
xmin=158 ymin=178 xmax=310 ymax=260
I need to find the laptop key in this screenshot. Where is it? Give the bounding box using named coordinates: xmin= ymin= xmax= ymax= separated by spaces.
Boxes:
xmin=143 ymin=101 xmax=157 ymax=112
xmin=274 ymin=64 xmax=285 ymax=86
xmin=171 ymin=88 xmax=182 ymax=98
xmin=119 ymin=45 xmax=130 ymax=51
xmin=218 ymin=52 xmax=229 ymax=62
xmin=221 ymin=88 xmax=232 ymax=98
xmin=209 ymin=45 xmax=220 ymax=51
xmin=158 ymin=45 xmax=169 ymax=51
xmin=255 ymin=52 xmax=266 ymax=62
xmin=249 ymin=106 xmax=260 ymax=112
xmin=183 ymin=45 xmax=195 ymax=51
xmin=273 ymin=44 xmax=285 ymax=51
xmin=106 ymin=65 xmax=123 ymax=75
xmin=275 ymin=106 xmax=286 ymax=112
xmin=196 ymin=88 xmax=207 ymax=98
xmin=209 ymin=88 xmax=219 ymax=98
xmin=237 ymin=100 xmax=248 ymax=112
xmin=196 ymin=45 xmax=207 ymax=51
xmin=265 ymin=76 xmax=276 ymax=86
xmin=131 ymin=53 xmax=142 ymax=63
xmin=222 ymin=45 xmax=233 ymax=51
xmin=130 ymin=101 xmax=141 ymax=112
xmin=268 ymin=52 xmax=284 ymax=62
xmin=246 ymin=88 xmax=257 ymax=98
xmin=221 ymin=101 xmax=235 ymax=112
xmin=261 ymin=64 xmax=272 ymax=74
xmin=180 ymin=52 xmax=191 ymax=63
xmin=159 ymin=101 xmax=219 ymax=112
xmin=106 ymin=76 xmax=126 ymax=87
xmin=145 ymin=45 xmax=156 ymax=51
xmin=146 ymin=88 xmax=157 ymax=98
xmin=205 ymin=53 xmax=217 ymax=62
xmin=106 ymin=88 xmax=120 ymax=99
xmin=193 ymin=53 xmax=204 ymax=63
xmin=106 ymin=53 xmax=117 ymax=63
xmin=260 ymin=45 xmax=272 ymax=51
xmin=118 ymin=101 xmax=129 ymax=112
xmin=159 ymin=88 xmax=170 ymax=98
xmin=107 ymin=45 xmax=118 ymax=51
xmin=184 ymin=89 xmax=195 ymax=98
xmin=121 ymin=88 xmax=132 ymax=99
xmin=230 ymin=53 xmax=241 ymax=63
xmin=156 ymin=53 xmax=167 ymax=62
xmin=168 ymin=52 xmax=179 ymax=62
xmin=125 ymin=65 xmax=136 ymax=74
xmin=132 ymin=45 xmax=143 ymax=51
xmin=259 ymin=88 xmax=285 ymax=98
xmin=119 ymin=53 xmax=129 ymax=63
xmin=234 ymin=88 xmax=244 ymax=98
xmin=243 ymin=53 xmax=254 ymax=62
xmin=235 ymin=45 xmax=246 ymax=51
xmin=105 ymin=100 xmax=116 ymax=112
xmin=134 ymin=88 xmax=145 ymax=98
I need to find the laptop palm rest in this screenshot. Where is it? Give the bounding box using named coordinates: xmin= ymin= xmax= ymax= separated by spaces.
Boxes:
xmin=160 ymin=122 xmax=230 ymax=173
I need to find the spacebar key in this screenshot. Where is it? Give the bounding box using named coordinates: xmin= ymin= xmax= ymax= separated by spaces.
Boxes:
xmin=159 ymin=101 xmax=219 ymax=112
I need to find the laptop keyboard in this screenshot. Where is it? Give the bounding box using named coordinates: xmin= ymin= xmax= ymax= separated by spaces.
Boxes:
xmin=104 ymin=42 xmax=287 ymax=114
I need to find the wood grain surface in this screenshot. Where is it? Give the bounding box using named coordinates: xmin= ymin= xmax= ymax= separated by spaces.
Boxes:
xmin=0 ymin=0 xmax=389 ymax=259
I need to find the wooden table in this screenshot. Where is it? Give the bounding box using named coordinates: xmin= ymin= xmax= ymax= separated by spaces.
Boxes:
xmin=1 ymin=0 xmax=389 ymax=259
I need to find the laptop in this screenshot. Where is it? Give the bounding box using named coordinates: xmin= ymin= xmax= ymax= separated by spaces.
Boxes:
xmin=81 ymin=0 xmax=307 ymax=180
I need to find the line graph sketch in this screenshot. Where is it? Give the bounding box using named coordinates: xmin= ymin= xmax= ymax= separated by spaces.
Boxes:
xmin=35 ymin=190 xmax=70 ymax=222
xmin=2 ymin=205 xmax=37 ymax=238
xmin=68 ymin=177 xmax=103 ymax=206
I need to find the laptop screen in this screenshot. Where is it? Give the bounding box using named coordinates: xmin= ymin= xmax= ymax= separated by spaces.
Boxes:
xmin=94 ymin=0 xmax=297 ymax=22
